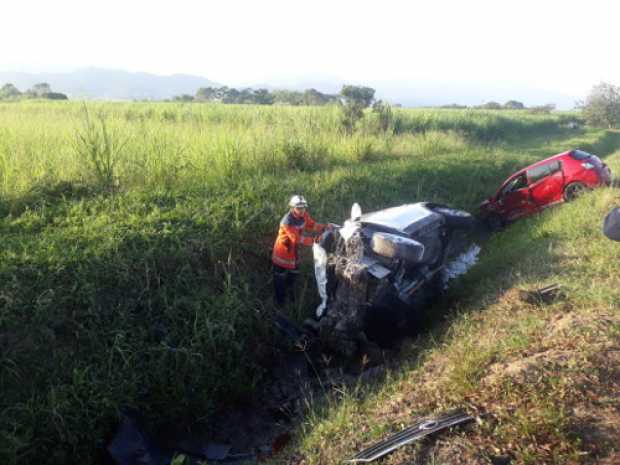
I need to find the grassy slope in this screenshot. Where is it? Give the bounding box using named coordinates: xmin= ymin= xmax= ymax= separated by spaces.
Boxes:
xmin=288 ymin=152 xmax=620 ymax=464
xmin=0 ymin=103 xmax=616 ymax=465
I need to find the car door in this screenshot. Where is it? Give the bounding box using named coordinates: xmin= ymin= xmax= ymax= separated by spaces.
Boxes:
xmin=499 ymin=173 xmax=534 ymax=221
xmin=528 ymin=160 xmax=564 ymax=208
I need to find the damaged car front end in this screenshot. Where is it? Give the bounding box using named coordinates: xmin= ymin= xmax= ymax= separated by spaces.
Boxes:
xmin=313 ymin=202 xmax=478 ymax=356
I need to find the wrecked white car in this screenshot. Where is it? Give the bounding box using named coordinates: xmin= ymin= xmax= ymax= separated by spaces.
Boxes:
xmin=313 ymin=202 xmax=479 ymax=356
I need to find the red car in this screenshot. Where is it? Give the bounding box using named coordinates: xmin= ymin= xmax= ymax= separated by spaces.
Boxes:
xmin=480 ymin=149 xmax=612 ymax=228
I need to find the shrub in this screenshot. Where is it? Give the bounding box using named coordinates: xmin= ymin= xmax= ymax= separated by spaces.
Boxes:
xmin=371 ymin=100 xmax=393 ymax=133
xmin=339 ymin=85 xmax=375 ymax=134
xmin=583 ymin=82 xmax=620 ymax=128
xmin=74 ymin=108 xmax=126 ymax=191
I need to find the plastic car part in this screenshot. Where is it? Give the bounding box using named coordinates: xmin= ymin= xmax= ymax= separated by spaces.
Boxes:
xmin=360 ymin=256 xmax=392 ymax=279
xmin=370 ymin=232 xmax=425 ymax=262
xmin=313 ymin=243 xmax=329 ymax=318
xmin=345 ymin=410 xmax=474 ymax=463
xmin=603 ymin=207 xmax=620 ymax=241
xmin=425 ymin=203 xmax=476 ymax=230
xmin=339 ymin=219 xmax=361 ymax=241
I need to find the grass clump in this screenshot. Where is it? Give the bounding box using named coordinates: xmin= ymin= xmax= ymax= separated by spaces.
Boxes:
xmin=75 ymin=108 xmax=126 ymax=192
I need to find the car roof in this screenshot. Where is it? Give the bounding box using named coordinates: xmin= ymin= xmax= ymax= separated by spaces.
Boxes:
xmin=509 ymin=150 xmax=573 ymax=178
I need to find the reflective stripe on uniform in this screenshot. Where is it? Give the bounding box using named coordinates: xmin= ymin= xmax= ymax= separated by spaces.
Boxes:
xmin=272 ymin=253 xmax=297 ymax=268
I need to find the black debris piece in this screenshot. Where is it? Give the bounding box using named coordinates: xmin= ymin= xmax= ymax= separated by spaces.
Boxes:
xmin=106 ymin=412 xmax=259 ymax=465
xmin=603 ymin=207 xmax=620 ymax=241
xmin=490 ymin=455 xmax=513 ymax=465
xmin=345 ymin=409 xmax=474 ymax=463
xmin=107 ymin=413 xmax=171 ymax=465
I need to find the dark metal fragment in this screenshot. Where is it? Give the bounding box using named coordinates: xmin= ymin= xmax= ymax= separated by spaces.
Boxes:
xmin=518 ymin=283 xmax=563 ymax=305
xmin=345 ymin=409 xmax=474 ymax=463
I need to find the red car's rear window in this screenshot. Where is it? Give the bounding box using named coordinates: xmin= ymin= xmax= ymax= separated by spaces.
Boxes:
xmin=570 ymin=150 xmax=592 ymax=160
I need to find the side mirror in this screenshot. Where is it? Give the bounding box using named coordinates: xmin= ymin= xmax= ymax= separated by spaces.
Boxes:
xmin=351 ymin=203 xmax=362 ymax=221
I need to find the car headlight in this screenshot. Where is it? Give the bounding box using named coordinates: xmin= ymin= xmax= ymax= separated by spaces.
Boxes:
xmin=582 ymin=162 xmax=595 ymax=170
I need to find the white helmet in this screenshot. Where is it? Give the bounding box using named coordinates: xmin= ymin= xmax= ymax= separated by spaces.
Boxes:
xmin=288 ymin=195 xmax=308 ymax=208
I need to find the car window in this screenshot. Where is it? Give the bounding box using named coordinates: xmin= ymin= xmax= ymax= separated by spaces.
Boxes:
xmin=547 ymin=160 xmax=561 ymax=175
xmin=501 ymin=173 xmax=528 ymax=196
xmin=527 ymin=160 xmax=561 ymax=183
xmin=570 ymin=150 xmax=592 ymax=161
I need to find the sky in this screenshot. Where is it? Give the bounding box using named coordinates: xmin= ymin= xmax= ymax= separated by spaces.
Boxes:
xmin=1 ymin=0 xmax=618 ymax=96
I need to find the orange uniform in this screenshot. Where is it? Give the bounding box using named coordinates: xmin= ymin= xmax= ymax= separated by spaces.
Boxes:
xmin=272 ymin=210 xmax=325 ymax=269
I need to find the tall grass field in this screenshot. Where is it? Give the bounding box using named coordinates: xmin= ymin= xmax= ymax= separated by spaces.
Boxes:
xmin=0 ymin=101 xmax=617 ymax=464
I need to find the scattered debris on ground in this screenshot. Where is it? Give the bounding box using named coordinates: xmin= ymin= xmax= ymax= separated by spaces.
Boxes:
xmin=106 ymin=411 xmax=263 ymax=465
xmin=518 ymin=283 xmax=563 ymax=305
xmin=345 ymin=409 xmax=475 ymax=463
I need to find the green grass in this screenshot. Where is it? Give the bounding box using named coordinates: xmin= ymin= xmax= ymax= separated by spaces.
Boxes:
xmin=0 ymin=101 xmax=616 ymax=465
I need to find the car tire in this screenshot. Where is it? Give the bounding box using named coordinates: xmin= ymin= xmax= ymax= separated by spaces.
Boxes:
xmin=371 ymin=232 xmax=425 ymax=263
xmin=563 ymin=182 xmax=587 ymax=201
xmin=426 ymin=203 xmax=475 ymax=230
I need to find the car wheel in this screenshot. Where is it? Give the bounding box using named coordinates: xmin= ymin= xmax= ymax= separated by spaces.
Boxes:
xmin=426 ymin=204 xmax=475 ymax=230
xmin=563 ymin=182 xmax=587 ymax=201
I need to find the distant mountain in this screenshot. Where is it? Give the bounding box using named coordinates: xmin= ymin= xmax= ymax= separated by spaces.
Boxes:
xmin=0 ymin=68 xmax=220 ymax=100
xmin=0 ymin=68 xmax=580 ymax=109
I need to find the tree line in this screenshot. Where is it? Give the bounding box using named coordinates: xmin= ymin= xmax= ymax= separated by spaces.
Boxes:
xmin=173 ymin=84 xmax=390 ymax=134
xmin=172 ymin=86 xmax=339 ymax=106
xmin=3 ymin=78 xmax=619 ymax=129
xmin=0 ymin=82 xmax=68 ymax=101
xmin=440 ymin=100 xmax=556 ymax=113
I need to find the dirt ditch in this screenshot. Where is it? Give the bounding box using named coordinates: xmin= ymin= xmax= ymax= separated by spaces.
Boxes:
xmin=106 ymin=223 xmax=487 ymax=464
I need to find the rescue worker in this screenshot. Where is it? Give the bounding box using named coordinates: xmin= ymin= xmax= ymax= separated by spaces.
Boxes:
xmin=272 ymin=195 xmax=327 ymax=307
